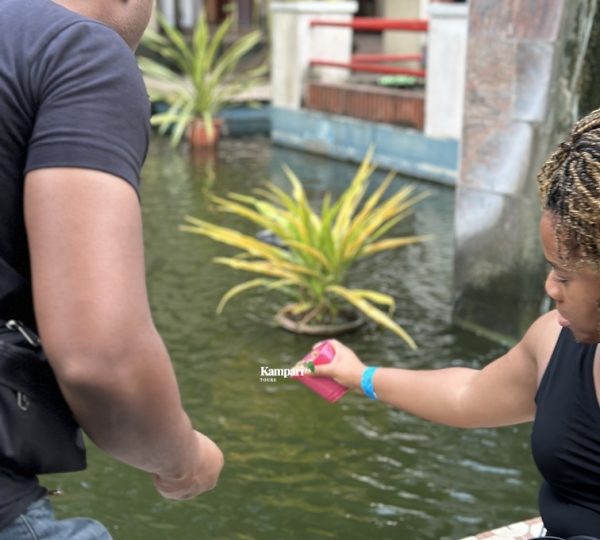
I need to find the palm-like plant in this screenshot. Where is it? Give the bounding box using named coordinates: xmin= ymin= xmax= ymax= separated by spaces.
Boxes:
xmin=180 ymin=150 xmax=431 ymax=349
xmin=138 ymin=12 xmax=266 ymax=145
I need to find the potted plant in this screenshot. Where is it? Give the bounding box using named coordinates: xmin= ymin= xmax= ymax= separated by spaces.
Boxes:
xmin=138 ymin=12 xmax=266 ymax=148
xmin=180 ymin=149 xmax=431 ymax=349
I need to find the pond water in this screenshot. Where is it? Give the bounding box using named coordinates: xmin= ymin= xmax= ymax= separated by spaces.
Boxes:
xmin=43 ymin=136 xmax=541 ymax=540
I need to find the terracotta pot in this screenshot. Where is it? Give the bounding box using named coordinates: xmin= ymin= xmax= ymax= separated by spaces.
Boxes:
xmin=187 ymin=118 xmax=224 ymax=148
xmin=275 ymin=304 xmax=365 ymax=336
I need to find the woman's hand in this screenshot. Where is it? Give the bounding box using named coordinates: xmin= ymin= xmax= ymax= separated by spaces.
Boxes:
xmin=309 ymin=339 xmax=366 ymax=390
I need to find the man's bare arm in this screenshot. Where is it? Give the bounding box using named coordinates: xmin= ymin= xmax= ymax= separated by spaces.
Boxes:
xmin=25 ymin=168 xmax=222 ymax=497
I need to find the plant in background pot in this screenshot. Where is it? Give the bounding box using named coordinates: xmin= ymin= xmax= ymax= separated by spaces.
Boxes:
xmin=138 ymin=12 xmax=266 ymax=148
xmin=180 ymin=149 xmax=432 ymax=349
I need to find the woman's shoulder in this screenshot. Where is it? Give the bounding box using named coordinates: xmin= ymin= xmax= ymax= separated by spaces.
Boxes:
xmin=521 ymin=310 xmax=562 ymax=382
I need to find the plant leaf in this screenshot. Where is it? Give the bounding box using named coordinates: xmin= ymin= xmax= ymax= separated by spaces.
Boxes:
xmin=180 ymin=220 xmax=289 ymax=263
xmin=327 ymin=285 xmax=417 ymax=349
xmin=210 ymin=195 xmax=285 ymax=234
xmin=212 ymin=257 xmax=317 ymax=278
xmin=217 ymin=278 xmax=271 ymax=314
xmin=284 ymin=240 xmax=333 ymax=271
xmin=156 ymin=14 xmax=194 ymax=73
xmin=347 ymin=288 xmax=396 ymax=311
xmin=362 ymin=235 xmax=433 ymax=256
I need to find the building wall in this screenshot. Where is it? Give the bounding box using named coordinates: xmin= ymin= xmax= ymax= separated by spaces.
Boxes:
xmin=381 ymin=0 xmax=428 ymax=57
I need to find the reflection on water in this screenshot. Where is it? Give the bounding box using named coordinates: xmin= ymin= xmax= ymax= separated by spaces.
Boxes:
xmin=43 ymin=136 xmax=540 ymax=540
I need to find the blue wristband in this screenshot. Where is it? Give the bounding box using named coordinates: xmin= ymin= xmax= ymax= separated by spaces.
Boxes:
xmin=361 ymin=367 xmax=378 ymax=400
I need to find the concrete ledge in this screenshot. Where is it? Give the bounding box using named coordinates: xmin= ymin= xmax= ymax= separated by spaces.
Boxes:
xmin=270 ymin=1 xmax=358 ymax=14
xmin=458 ymin=516 xmax=543 ymax=540
xmin=270 ymin=107 xmax=458 ymax=185
xmin=429 ymin=2 xmax=469 ymax=19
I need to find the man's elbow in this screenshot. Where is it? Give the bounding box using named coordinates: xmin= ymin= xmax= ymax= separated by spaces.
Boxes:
xmin=45 ymin=331 xmax=164 ymax=394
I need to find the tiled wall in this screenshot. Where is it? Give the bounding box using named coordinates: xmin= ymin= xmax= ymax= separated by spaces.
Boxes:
xmin=306 ymin=82 xmax=425 ymax=130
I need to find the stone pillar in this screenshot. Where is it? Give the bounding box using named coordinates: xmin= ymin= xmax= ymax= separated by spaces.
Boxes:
xmin=424 ymin=2 xmax=468 ymax=139
xmin=156 ymin=0 xmax=201 ymax=28
xmin=148 ymin=0 xmax=160 ymax=32
xmin=270 ymin=1 xmax=358 ymax=110
xmin=178 ymin=0 xmax=201 ymax=30
xmin=453 ymin=0 xmax=596 ymax=343
xmin=157 ymin=0 xmax=177 ymax=26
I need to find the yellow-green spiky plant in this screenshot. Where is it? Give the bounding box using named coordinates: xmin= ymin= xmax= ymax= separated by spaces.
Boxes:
xmin=180 ymin=149 xmax=431 ymax=349
xmin=138 ymin=12 xmax=266 ymax=146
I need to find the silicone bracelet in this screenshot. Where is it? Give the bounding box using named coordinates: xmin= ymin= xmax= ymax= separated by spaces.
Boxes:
xmin=361 ymin=367 xmax=378 ymax=400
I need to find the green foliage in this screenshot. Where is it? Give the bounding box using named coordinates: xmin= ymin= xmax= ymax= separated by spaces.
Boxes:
xmin=181 ymin=149 xmax=432 ymax=348
xmin=138 ymin=12 xmax=266 ymax=145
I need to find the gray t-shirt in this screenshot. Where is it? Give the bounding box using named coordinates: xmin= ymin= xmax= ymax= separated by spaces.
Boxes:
xmin=0 ymin=0 xmax=150 ymax=528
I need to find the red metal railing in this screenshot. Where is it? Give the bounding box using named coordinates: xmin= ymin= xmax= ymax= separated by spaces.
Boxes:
xmin=310 ymin=18 xmax=427 ymax=78
xmin=310 ymin=60 xmax=425 ymax=78
xmin=310 ymin=18 xmax=428 ymax=32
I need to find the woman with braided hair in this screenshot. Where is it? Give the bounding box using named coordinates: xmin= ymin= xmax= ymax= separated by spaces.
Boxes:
xmin=308 ymin=108 xmax=600 ymax=539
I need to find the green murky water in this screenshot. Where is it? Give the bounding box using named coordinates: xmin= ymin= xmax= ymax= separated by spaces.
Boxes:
xmin=42 ymin=136 xmax=540 ymax=539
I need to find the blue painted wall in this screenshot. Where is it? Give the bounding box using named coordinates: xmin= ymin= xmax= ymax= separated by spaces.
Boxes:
xmin=270 ymin=107 xmax=459 ymax=186
xmin=220 ymin=105 xmax=271 ymax=136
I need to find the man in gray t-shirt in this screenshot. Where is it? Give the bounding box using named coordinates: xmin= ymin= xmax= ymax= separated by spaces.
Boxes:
xmin=0 ymin=1 xmax=224 ymax=537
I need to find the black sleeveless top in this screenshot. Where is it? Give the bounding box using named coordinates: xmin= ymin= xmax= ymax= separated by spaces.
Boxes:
xmin=532 ymin=328 xmax=600 ymax=537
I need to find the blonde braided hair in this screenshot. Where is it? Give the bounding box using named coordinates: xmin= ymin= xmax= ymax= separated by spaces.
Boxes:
xmin=537 ymin=108 xmax=600 ymax=268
